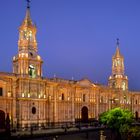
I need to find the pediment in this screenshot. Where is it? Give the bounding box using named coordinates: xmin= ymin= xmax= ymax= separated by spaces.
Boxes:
xmin=77 ymin=78 xmax=96 ymax=87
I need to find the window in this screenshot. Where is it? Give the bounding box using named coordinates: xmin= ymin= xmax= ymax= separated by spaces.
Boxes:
xmin=83 ymin=94 xmax=86 ymax=102
xmin=32 ymin=107 xmax=36 ymax=114
xmin=62 ymin=93 xmax=64 ymax=100
xmin=29 ymin=64 xmax=36 ymax=78
xmin=122 ymin=82 xmax=126 ymax=90
xmin=30 ymin=52 xmax=33 ymax=57
xmin=0 ymin=88 xmax=3 ymax=96
xmin=100 ymin=96 xmax=103 ymax=103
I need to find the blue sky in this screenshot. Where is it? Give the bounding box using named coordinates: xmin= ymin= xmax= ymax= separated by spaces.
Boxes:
xmin=0 ymin=0 xmax=140 ymax=90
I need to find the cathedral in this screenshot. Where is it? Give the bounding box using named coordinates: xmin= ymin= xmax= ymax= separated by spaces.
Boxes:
xmin=0 ymin=3 xmax=140 ymax=130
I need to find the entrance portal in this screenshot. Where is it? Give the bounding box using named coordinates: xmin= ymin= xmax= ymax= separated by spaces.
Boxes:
xmin=0 ymin=110 xmax=5 ymax=129
xmin=81 ymin=106 xmax=88 ymax=123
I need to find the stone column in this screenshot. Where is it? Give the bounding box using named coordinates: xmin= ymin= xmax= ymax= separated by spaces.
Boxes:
xmin=12 ymin=79 xmax=17 ymax=129
xmin=96 ymin=88 xmax=100 ymax=119
xmin=71 ymin=86 xmax=75 ymax=123
xmin=53 ymin=85 xmax=58 ymax=124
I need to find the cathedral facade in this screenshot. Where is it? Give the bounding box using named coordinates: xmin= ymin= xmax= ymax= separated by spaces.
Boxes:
xmin=0 ymin=4 xmax=140 ymax=129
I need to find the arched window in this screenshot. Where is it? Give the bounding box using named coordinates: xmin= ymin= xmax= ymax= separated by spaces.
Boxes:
xmin=29 ymin=64 xmax=36 ymax=78
xmin=83 ymin=94 xmax=86 ymax=102
xmin=32 ymin=107 xmax=36 ymax=114
xmin=136 ymin=100 xmax=138 ymax=105
xmin=30 ymin=52 xmax=33 ymax=57
xmin=62 ymin=93 xmax=64 ymax=100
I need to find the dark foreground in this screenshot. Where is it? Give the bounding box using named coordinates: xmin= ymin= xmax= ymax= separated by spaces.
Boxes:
xmin=0 ymin=127 xmax=121 ymax=140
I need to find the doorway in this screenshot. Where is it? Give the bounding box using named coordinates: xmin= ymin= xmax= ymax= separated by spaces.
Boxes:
xmin=81 ymin=106 xmax=88 ymax=123
xmin=0 ymin=110 xmax=5 ymax=129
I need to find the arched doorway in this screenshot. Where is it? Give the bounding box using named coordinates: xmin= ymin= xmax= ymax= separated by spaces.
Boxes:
xmin=135 ymin=111 xmax=139 ymax=120
xmin=0 ymin=110 xmax=5 ymax=129
xmin=81 ymin=106 xmax=88 ymax=123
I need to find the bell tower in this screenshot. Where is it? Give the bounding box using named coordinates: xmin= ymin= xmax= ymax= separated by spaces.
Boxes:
xmin=13 ymin=1 xmax=43 ymax=78
xmin=108 ymin=39 xmax=128 ymax=90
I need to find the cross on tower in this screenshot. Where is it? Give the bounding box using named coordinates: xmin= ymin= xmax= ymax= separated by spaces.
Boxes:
xmin=116 ymin=38 xmax=119 ymax=45
xmin=27 ymin=0 xmax=31 ymax=8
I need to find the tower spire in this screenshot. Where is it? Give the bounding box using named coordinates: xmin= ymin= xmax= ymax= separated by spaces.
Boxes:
xmin=21 ymin=0 xmax=32 ymax=26
xmin=115 ymin=38 xmax=122 ymax=58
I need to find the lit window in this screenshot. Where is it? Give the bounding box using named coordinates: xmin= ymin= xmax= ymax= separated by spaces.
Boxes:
xmin=28 ymin=93 xmax=30 ymax=98
xmin=37 ymin=55 xmax=40 ymax=60
xmin=25 ymin=53 xmax=28 ymax=57
xmin=49 ymin=95 xmax=51 ymax=100
xmin=44 ymin=95 xmax=46 ymax=98
xmin=8 ymin=91 xmax=11 ymax=97
xmin=122 ymin=82 xmax=126 ymax=90
xmin=59 ymin=96 xmax=61 ymax=100
xmin=38 ymin=94 xmax=40 ymax=98
xmin=22 ymin=93 xmax=24 ymax=97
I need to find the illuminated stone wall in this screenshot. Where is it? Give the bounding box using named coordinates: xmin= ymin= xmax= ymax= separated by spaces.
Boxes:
xmin=0 ymin=3 xmax=140 ymax=130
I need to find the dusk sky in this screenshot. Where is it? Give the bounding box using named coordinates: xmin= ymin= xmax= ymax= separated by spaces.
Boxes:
xmin=0 ymin=0 xmax=140 ymax=90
